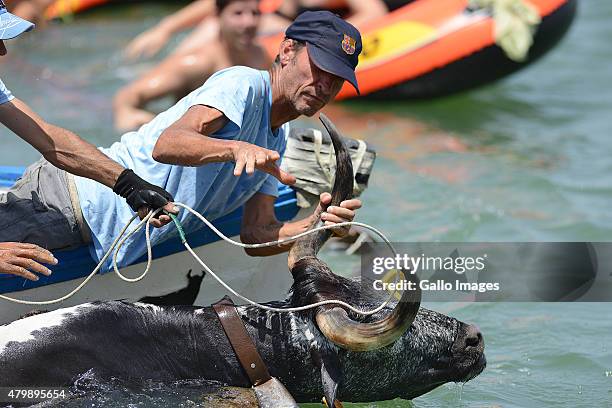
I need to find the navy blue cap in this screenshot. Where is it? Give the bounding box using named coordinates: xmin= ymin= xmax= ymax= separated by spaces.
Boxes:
xmin=0 ymin=0 xmax=34 ymax=40
xmin=285 ymin=11 xmax=362 ymax=94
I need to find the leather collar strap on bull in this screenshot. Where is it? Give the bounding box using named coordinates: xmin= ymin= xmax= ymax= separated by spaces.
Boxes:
xmin=213 ymin=296 xmax=271 ymax=386
xmin=212 ymin=296 xmax=300 ymax=408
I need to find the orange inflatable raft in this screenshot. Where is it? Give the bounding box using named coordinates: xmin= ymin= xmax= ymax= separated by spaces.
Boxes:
xmin=45 ymin=0 xmax=577 ymax=99
xmin=45 ymin=0 xmax=108 ymax=19
xmin=261 ymin=0 xmax=577 ymax=99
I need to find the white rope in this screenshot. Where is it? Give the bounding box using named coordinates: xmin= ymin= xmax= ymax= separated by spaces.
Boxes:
xmin=1 ymin=203 xmax=403 ymax=316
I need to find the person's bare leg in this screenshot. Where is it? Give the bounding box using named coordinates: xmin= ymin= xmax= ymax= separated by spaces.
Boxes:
xmin=114 ymin=50 xmax=217 ymax=132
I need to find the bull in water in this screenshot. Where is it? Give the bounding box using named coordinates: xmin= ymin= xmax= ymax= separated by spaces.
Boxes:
xmin=0 ymin=115 xmax=485 ymax=406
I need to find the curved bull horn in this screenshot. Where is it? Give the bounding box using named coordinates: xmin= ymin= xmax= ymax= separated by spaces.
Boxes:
xmin=287 ymin=113 xmax=354 ymax=270
xmin=315 ymin=279 xmax=421 ymax=351
xmin=289 ymin=113 xmax=421 ymax=352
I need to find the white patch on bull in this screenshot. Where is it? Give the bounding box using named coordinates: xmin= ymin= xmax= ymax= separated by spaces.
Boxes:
xmin=134 ymin=302 xmax=163 ymax=314
xmin=235 ymin=306 xmax=259 ymax=326
xmin=288 ymin=315 xmax=338 ymax=354
xmin=303 ymin=325 xmax=317 ymax=347
xmin=233 ymin=306 xmax=337 ymax=354
xmin=194 ymin=308 xmax=206 ymax=315
xmin=0 ymin=304 xmax=93 ymax=354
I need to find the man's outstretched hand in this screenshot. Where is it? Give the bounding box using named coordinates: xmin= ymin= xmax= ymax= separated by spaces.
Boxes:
xmin=0 ymin=242 xmax=57 ymax=281
xmin=231 ymin=141 xmax=296 ymax=185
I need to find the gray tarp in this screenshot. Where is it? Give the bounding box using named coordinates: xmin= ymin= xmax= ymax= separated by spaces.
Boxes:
xmin=281 ymin=128 xmax=376 ymax=208
xmin=470 ymin=0 xmax=541 ymax=61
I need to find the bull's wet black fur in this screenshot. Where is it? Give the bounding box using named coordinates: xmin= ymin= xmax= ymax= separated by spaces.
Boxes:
xmin=289 ymin=259 xmax=365 ymax=321
xmin=2 ymin=300 xmax=252 ymax=389
xmin=288 ymin=261 xmax=401 ymax=324
xmin=1 ymin=299 xmax=484 ymax=402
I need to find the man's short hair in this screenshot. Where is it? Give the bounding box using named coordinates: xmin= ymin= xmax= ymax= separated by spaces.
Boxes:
xmin=216 ymin=0 xmax=259 ymax=13
xmin=273 ymin=38 xmax=306 ymax=65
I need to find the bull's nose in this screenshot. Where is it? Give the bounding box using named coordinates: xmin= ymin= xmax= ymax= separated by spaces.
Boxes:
xmin=453 ymin=323 xmax=484 ymax=353
xmin=465 ymin=324 xmax=483 ymax=349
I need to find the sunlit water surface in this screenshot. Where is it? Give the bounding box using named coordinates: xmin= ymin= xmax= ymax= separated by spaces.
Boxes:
xmin=1 ymin=1 xmax=611 ymax=407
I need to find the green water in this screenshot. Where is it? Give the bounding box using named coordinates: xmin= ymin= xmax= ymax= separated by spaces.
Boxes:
xmin=1 ymin=1 xmax=611 ymax=406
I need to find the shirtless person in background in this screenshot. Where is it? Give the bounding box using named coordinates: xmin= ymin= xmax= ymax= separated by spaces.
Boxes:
xmin=114 ymin=0 xmax=269 ymax=132
xmin=122 ymin=0 xmax=387 ymax=61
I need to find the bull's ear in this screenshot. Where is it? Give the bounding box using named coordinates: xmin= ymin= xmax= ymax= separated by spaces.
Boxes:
xmin=311 ymin=347 xmax=343 ymax=408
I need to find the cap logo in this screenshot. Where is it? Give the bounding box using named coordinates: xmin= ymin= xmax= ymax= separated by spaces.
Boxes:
xmin=341 ymin=34 xmax=356 ymax=55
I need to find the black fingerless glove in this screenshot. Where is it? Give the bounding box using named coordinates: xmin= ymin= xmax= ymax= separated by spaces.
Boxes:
xmin=113 ymin=169 xmax=174 ymax=214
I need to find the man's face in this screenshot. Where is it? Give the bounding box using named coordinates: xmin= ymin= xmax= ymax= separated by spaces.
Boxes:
xmin=282 ymin=45 xmax=345 ymax=117
xmin=0 ymin=40 xmax=6 ymax=56
xmin=219 ymin=0 xmax=261 ymax=49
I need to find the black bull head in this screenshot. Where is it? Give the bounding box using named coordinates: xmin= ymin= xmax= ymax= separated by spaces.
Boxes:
xmin=0 ymin=115 xmax=485 ymax=404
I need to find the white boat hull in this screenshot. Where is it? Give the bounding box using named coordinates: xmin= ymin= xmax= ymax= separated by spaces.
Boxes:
xmin=0 ymin=209 xmax=309 ymax=325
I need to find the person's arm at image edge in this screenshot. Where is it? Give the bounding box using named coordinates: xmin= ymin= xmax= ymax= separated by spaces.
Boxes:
xmin=0 ymin=98 xmax=177 ymax=227
xmin=0 ymin=98 xmax=123 ymax=187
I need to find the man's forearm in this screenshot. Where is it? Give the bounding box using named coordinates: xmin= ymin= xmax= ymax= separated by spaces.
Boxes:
xmin=153 ymin=129 xmax=238 ymax=166
xmin=152 ymin=104 xmax=234 ymax=166
xmin=41 ymin=123 xmax=124 ymax=188
xmin=241 ymin=215 xmax=315 ymax=257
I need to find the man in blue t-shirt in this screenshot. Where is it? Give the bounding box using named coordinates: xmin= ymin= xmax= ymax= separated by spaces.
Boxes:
xmin=0 ymin=1 xmax=177 ymax=281
xmin=3 ymin=10 xmax=364 ymax=271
